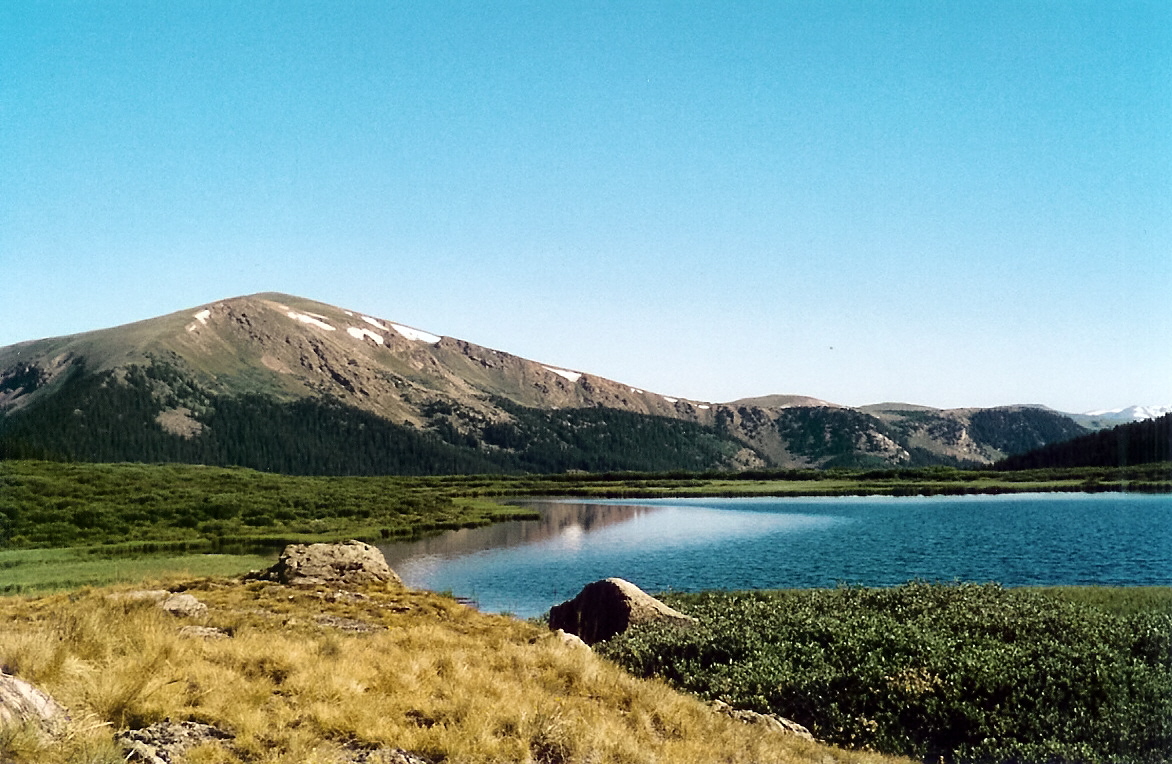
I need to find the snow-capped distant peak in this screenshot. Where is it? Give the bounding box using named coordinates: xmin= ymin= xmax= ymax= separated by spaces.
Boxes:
xmin=1082 ymin=405 xmax=1172 ymax=422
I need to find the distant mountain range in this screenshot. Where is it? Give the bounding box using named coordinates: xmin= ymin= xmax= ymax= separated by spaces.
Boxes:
xmin=0 ymin=293 xmax=1102 ymax=474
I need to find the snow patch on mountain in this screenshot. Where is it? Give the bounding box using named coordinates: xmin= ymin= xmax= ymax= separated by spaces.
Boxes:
xmin=1082 ymin=405 xmax=1172 ymax=422
xmin=543 ymin=366 xmax=582 ymax=383
xmin=362 ymin=315 xmax=389 ymax=331
xmin=347 ymin=327 xmax=384 ymax=345
xmin=286 ymin=311 xmax=336 ymax=331
xmin=193 ymin=309 xmax=211 ymax=325
xmin=391 ymin=323 xmax=441 ymax=344
xmin=662 ymin=396 xmax=678 ymax=404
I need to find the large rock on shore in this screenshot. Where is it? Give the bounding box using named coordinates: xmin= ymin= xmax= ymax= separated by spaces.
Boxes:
xmin=548 ymin=578 xmax=696 ymax=645
xmin=255 ymin=540 xmax=402 ymax=587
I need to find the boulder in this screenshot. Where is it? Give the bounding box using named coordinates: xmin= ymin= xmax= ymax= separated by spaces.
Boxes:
xmin=710 ymin=700 xmax=815 ymax=742
xmin=547 ymin=578 xmax=695 ymax=645
xmin=255 ymin=540 xmax=402 ymax=588
xmin=0 ymin=672 xmax=68 ymax=736
xmin=161 ymin=593 xmax=207 ymax=618
xmin=551 ymin=628 xmax=590 ymax=650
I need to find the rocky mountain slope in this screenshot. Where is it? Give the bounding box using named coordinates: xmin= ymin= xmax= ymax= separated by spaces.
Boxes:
xmin=0 ymin=293 xmax=1088 ymax=473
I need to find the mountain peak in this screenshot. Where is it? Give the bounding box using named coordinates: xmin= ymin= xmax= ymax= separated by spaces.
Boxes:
xmin=0 ymin=293 xmax=1094 ymax=473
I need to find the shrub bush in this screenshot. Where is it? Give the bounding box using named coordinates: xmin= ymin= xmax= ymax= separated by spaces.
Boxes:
xmin=598 ymin=583 xmax=1172 ymax=763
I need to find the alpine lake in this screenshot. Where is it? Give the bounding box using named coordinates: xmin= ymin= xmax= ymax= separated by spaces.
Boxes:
xmin=379 ymin=493 xmax=1172 ymax=618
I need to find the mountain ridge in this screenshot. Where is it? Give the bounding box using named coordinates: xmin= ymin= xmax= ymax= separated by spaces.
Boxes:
xmin=0 ymin=292 xmax=1092 ymax=473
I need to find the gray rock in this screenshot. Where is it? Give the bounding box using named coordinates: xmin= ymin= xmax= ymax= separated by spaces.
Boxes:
xmin=253 ymin=540 xmax=403 ymax=588
xmin=346 ymin=747 xmax=431 ymax=763
xmin=112 ymin=590 xmax=207 ymax=618
xmin=117 ymin=719 xmax=235 ymax=763
xmin=161 ymin=593 xmax=208 ymax=618
xmin=710 ymin=699 xmax=815 ymax=742
xmin=0 ymin=672 xmax=68 ymax=736
xmin=547 ymin=578 xmax=696 ymax=645
xmin=551 ymin=628 xmax=590 ymax=650
xmin=118 ymin=589 xmax=170 ymax=602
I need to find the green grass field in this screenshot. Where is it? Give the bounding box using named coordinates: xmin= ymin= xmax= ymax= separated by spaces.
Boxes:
xmin=0 ymin=546 xmax=274 ymax=594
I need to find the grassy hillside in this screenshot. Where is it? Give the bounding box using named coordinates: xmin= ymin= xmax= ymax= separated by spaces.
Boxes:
xmin=0 ymin=577 xmax=906 ymax=764
xmin=599 ymin=584 xmax=1172 ymax=764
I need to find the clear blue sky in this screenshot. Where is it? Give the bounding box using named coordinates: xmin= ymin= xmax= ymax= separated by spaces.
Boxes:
xmin=3 ymin=2 xmax=1169 ymax=412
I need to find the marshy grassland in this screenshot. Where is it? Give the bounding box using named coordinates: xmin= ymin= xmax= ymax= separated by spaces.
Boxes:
xmin=0 ymin=576 xmax=909 ymax=764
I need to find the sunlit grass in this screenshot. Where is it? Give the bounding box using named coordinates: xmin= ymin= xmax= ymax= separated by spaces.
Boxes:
xmin=0 ymin=578 xmax=909 ymax=764
xmin=0 ymin=548 xmax=274 ymax=595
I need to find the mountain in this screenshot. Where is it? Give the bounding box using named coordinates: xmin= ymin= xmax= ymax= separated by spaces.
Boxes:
xmin=0 ymin=293 xmax=1089 ymax=474
xmin=1069 ymin=405 xmax=1172 ymax=430
xmin=995 ymin=413 xmax=1172 ymax=470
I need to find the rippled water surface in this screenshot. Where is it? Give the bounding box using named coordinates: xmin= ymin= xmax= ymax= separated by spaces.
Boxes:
xmin=379 ymin=493 xmax=1172 ymax=618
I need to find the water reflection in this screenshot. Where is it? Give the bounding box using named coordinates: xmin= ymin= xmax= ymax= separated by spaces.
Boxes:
xmin=379 ymin=502 xmax=656 ymax=579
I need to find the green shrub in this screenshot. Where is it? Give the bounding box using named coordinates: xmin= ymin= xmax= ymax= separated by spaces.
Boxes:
xmin=598 ymin=583 xmax=1172 ymax=763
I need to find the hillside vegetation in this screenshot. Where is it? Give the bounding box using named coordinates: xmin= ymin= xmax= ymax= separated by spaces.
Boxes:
xmin=996 ymin=413 xmax=1172 ymax=470
xmin=0 ymin=577 xmax=906 ymax=764
xmin=599 ymin=584 xmax=1172 ymax=764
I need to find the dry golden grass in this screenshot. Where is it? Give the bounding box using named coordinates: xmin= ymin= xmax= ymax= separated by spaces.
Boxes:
xmin=0 ymin=578 xmax=910 ymax=764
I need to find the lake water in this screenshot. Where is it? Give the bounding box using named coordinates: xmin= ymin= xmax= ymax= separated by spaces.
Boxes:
xmin=378 ymin=493 xmax=1172 ymax=618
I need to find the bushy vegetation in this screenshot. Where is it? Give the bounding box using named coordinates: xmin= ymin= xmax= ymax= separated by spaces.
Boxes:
xmin=997 ymin=414 xmax=1172 ymax=470
xmin=0 ymin=460 xmax=533 ymax=551
xmin=0 ymin=579 xmax=903 ymax=764
xmin=598 ymin=583 xmax=1172 ymax=764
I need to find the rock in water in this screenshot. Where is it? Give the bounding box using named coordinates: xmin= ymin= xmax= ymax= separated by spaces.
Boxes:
xmin=0 ymin=672 xmax=68 ymax=735
xmin=547 ymin=577 xmax=696 ymax=645
xmin=258 ymin=540 xmax=403 ymax=587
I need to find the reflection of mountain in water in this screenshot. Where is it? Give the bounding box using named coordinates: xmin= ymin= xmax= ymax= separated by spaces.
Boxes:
xmin=379 ymin=502 xmax=656 ymax=568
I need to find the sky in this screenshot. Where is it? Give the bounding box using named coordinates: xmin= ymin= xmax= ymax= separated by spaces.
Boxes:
xmin=2 ymin=2 xmax=1169 ymax=413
